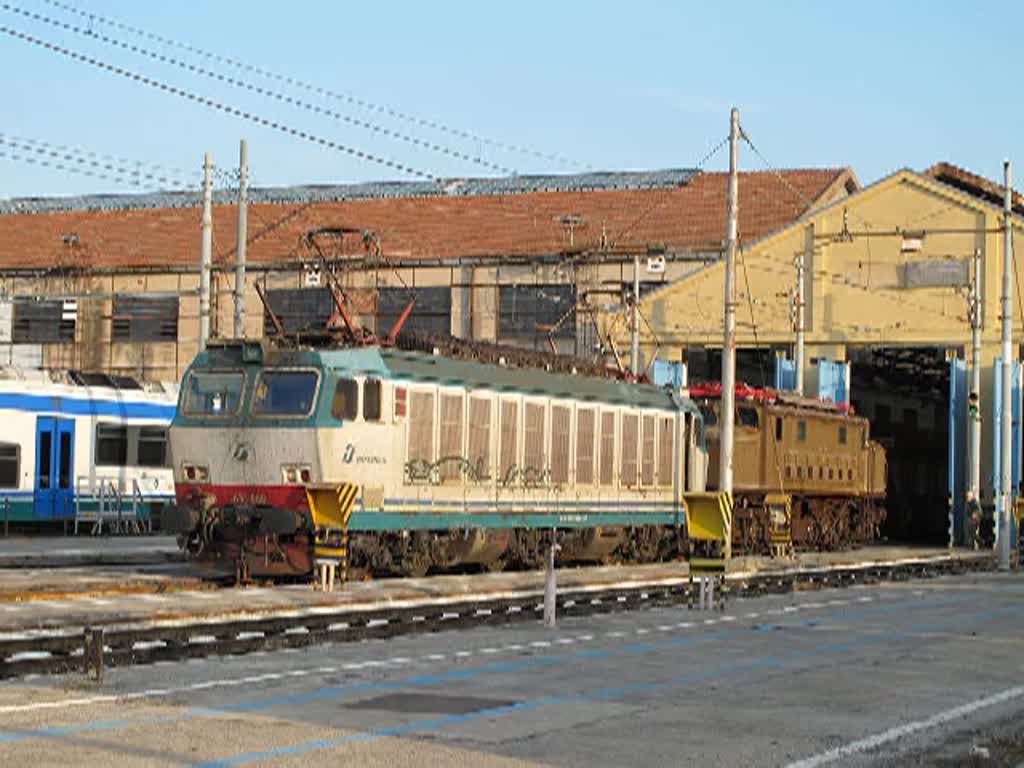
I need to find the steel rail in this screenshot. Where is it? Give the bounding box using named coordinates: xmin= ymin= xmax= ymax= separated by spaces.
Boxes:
xmin=0 ymin=554 xmax=994 ymax=679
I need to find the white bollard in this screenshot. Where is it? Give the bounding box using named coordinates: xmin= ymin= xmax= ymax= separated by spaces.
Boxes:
xmin=544 ymin=541 xmax=558 ymax=628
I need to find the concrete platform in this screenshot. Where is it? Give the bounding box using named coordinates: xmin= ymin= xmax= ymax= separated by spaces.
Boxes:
xmin=0 ymin=545 xmax=990 ymax=636
xmin=0 ymin=570 xmax=1019 ymax=767
xmin=0 ymin=535 xmax=183 ymax=568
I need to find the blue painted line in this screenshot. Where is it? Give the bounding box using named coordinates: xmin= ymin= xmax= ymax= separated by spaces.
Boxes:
xmin=0 ymin=393 xmax=174 ymax=421
xmin=198 ymin=598 xmax=1024 ymax=768
xmin=0 ymin=590 xmax=966 ymax=749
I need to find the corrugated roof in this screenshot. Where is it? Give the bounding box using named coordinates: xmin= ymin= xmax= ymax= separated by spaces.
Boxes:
xmin=0 ymin=169 xmax=699 ymax=216
xmin=0 ymin=167 xmax=854 ymax=269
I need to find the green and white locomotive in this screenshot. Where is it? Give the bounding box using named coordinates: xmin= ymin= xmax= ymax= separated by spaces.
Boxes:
xmin=165 ymin=339 xmax=712 ymax=578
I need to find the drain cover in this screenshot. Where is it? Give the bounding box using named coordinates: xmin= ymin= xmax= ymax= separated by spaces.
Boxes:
xmin=346 ymin=692 xmax=517 ymax=715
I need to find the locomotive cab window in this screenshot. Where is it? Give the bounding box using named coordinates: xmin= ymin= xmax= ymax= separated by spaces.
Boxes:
xmin=737 ymin=406 xmax=759 ymax=429
xmin=797 ymin=420 xmax=807 ymax=441
xmin=0 ymin=443 xmax=19 ymax=488
xmin=252 ymin=370 xmax=319 ymax=416
xmin=363 ymin=379 xmax=382 ymax=422
xmin=331 ymin=378 xmax=359 ymax=421
xmin=182 ymin=370 xmax=244 ymax=416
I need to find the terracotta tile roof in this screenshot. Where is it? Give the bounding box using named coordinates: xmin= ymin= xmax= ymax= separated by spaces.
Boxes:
xmin=925 ymin=162 xmax=1024 ymax=216
xmin=0 ymin=167 xmax=853 ymax=270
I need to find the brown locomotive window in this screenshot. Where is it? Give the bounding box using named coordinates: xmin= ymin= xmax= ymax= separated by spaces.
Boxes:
xmin=775 ymin=418 xmax=783 ymax=441
xmin=828 ymin=467 xmax=834 ymax=480
xmin=363 ymin=379 xmax=382 ymax=422
xmin=797 ymin=420 xmax=807 ymax=441
xmin=331 ymin=378 xmax=359 ymax=421
xmin=838 ymin=425 xmax=847 ymax=445
xmin=737 ymin=406 xmax=759 ymax=429
xmin=797 ymin=466 xmax=804 ymax=479
xmin=786 ymin=466 xmax=792 ymax=479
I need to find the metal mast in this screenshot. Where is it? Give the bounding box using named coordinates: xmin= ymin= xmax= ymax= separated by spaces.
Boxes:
xmin=720 ymin=107 xmax=740 ymax=497
xmin=969 ymin=247 xmax=982 ymax=525
xmin=795 ymin=247 xmax=805 ymax=396
xmin=198 ymin=152 xmax=213 ymax=351
xmin=233 ymin=139 xmax=249 ymax=339
xmin=998 ymin=161 xmax=1013 ymax=570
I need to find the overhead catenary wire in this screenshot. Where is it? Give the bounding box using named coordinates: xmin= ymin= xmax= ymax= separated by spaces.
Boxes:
xmin=36 ymin=0 xmax=586 ymax=171
xmin=0 ymin=24 xmax=439 ymax=181
xmin=2 ymin=2 xmax=518 ymax=177
xmin=0 ymin=134 xmax=194 ymax=190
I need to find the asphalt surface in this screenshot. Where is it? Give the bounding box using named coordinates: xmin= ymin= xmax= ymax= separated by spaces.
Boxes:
xmin=0 ymin=570 xmax=1021 ymax=767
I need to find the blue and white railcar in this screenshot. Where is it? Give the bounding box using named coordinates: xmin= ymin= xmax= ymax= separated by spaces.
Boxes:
xmin=0 ymin=372 xmax=177 ymax=523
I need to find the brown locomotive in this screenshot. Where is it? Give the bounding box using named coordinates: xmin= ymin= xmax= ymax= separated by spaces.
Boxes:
xmin=693 ymin=384 xmax=887 ymax=553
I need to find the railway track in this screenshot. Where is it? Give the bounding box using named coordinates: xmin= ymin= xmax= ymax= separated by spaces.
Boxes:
xmin=0 ymin=553 xmax=994 ymax=680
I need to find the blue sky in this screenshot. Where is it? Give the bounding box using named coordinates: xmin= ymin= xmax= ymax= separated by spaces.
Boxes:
xmin=0 ymin=0 xmax=1019 ymax=197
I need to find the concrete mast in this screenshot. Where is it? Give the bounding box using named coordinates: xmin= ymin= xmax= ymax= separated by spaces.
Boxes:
xmin=720 ymin=107 xmax=740 ymax=497
xmin=795 ymin=247 xmax=805 ymax=396
xmin=630 ymin=252 xmax=641 ymax=377
xmin=998 ymin=161 xmax=1013 ymax=570
xmin=198 ymin=152 xmax=213 ymax=351
xmin=233 ymin=139 xmax=248 ymax=339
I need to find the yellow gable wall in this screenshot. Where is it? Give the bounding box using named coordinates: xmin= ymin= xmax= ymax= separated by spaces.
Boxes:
xmin=615 ymin=170 xmax=1021 ymax=357
xmin=606 ymin=168 xmax=1024 ymax=515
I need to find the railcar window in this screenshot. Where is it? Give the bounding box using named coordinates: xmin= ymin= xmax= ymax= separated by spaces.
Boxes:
xmin=37 ymin=431 xmax=51 ymax=489
xmin=797 ymin=420 xmax=807 ymax=441
xmin=0 ymin=443 xmax=19 ymax=488
xmin=657 ymin=416 xmax=674 ymax=486
xmin=96 ymin=424 xmax=128 ymax=466
xmin=253 ymin=371 xmax=318 ymax=416
xmin=182 ymin=371 xmax=244 ymax=416
xmin=576 ymin=408 xmax=596 ymax=485
xmin=621 ymin=412 xmax=639 ymax=488
xmin=523 ymin=402 xmax=546 ymax=480
xmin=138 ymin=427 xmax=168 ymax=467
xmin=550 ymin=405 xmax=571 ymax=485
xmin=58 ymin=432 xmax=71 ymax=490
xmin=737 ymin=406 xmax=759 ymax=429
xmin=331 ymin=378 xmax=359 ymax=421
xmin=641 ymin=414 xmax=656 ymax=486
xmin=498 ymin=400 xmax=519 ymax=483
xmin=838 ymin=425 xmax=847 ymax=445
xmin=408 ymin=391 xmax=435 ymax=465
xmin=363 ymin=379 xmax=382 ymax=422
xmin=599 ymin=411 xmax=615 ymax=487
xmin=439 ymin=393 xmax=464 ymax=482
xmin=468 ymin=396 xmax=492 ymax=480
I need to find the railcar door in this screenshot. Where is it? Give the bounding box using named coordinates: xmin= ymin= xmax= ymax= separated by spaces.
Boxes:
xmin=33 ymin=416 xmax=75 ymax=519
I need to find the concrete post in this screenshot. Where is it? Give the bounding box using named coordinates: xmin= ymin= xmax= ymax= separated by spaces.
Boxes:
xmin=199 ymin=153 xmax=213 ymax=351
xmin=233 ymin=139 xmax=248 ymax=339
xmin=719 ymin=107 xmax=740 ymax=497
xmin=543 ymin=539 xmax=558 ymax=628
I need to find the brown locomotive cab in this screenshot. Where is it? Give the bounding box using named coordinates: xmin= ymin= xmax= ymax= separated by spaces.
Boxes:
xmin=700 ymin=392 xmax=887 ymax=553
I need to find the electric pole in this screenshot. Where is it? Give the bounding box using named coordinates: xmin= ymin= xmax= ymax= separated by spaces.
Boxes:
xmin=998 ymin=161 xmax=1013 ymax=570
xmin=199 ymin=152 xmax=213 ymax=351
xmin=233 ymin=139 xmax=248 ymax=339
xmin=969 ymin=247 xmax=982 ymax=532
xmin=630 ymin=252 xmax=640 ymax=376
xmin=795 ymin=248 xmax=805 ymax=396
xmin=720 ymin=107 xmax=740 ymax=500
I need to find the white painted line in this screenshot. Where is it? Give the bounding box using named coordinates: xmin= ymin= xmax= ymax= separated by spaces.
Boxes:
xmin=577 ymin=634 xmax=594 ymax=641
xmin=856 ymin=596 xmax=873 ymax=603
xmin=636 ymin=628 xmax=649 ymax=635
xmin=529 ymin=641 xmax=551 ymax=648
xmin=425 ymin=653 xmax=445 ymax=661
xmin=720 ymin=616 xmax=736 ymax=622
xmin=675 ymin=622 xmax=694 ymax=629
xmin=605 ymin=631 xmax=626 ymax=638
xmin=745 ymin=612 xmax=760 ymax=619
xmin=479 ymin=647 xmax=499 ymax=654
xmin=505 ymin=644 xmax=525 ymax=651
xmin=454 ymin=651 xmax=472 ymax=658
xmin=785 ymin=685 xmax=1024 ymax=768
xmin=388 ymin=657 xmax=411 ymax=664
xmin=656 ymin=625 xmax=674 ymax=632
xmin=556 ymin=638 xmax=575 ymax=645
xmin=703 ymin=618 xmax=717 ymax=625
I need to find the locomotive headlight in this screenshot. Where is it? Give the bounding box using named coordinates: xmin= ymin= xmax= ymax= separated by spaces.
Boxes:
xmin=182 ymin=464 xmax=209 ymax=483
xmin=281 ymin=464 xmax=312 ymax=484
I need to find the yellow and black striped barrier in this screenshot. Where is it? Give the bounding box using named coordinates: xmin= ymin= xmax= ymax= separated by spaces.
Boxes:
xmin=305 ymin=482 xmax=359 ymax=587
xmin=682 ymin=491 xmax=733 ymax=574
